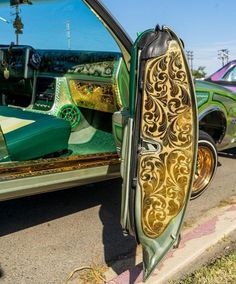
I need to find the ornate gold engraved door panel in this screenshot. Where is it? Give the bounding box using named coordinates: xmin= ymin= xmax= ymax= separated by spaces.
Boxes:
xmin=121 ymin=26 xmax=198 ymax=281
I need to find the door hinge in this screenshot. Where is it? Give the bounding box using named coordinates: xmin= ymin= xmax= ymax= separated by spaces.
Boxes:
xmin=138 ymin=139 xmax=162 ymax=155
xmin=132 ymin=178 xmax=137 ymax=188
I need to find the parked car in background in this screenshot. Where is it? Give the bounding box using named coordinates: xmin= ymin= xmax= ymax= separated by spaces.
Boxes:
xmin=206 ymin=60 xmax=236 ymax=92
xmin=193 ymin=79 xmax=236 ymax=198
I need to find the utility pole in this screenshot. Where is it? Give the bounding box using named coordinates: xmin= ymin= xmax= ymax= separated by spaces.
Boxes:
xmin=66 ymin=20 xmax=71 ymax=50
xmin=186 ymin=50 xmax=194 ymax=71
xmin=218 ymin=49 xmax=229 ymax=67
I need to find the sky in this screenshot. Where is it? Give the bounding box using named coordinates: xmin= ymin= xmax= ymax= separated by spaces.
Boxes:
xmin=0 ymin=0 xmax=235 ymax=75
xmin=0 ymin=0 xmax=120 ymax=51
xmin=102 ymin=0 xmax=236 ymax=75
xmin=0 ymin=0 xmax=119 ymax=51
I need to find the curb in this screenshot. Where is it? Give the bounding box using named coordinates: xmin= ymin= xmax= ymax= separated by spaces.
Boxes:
xmin=106 ymin=199 xmax=236 ymax=284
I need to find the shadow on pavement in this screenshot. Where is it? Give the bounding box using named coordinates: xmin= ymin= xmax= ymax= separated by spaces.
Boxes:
xmin=99 ymin=179 xmax=136 ymax=276
xmin=0 ymin=182 xmax=103 ymax=237
xmin=0 ymin=267 xmax=4 ymax=278
xmin=219 ymin=148 xmax=236 ymax=159
xmin=0 ymin=177 xmax=137 ymax=276
xmin=0 ymin=178 xmax=122 ymax=237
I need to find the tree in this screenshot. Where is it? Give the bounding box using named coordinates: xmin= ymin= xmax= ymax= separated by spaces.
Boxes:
xmin=192 ymin=66 xmax=207 ymax=79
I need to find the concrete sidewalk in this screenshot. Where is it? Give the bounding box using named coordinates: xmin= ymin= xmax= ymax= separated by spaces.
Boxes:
xmin=106 ymin=197 xmax=236 ymax=284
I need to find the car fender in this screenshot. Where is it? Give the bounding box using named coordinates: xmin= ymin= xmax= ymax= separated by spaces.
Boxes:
xmin=198 ymin=105 xmax=227 ymax=144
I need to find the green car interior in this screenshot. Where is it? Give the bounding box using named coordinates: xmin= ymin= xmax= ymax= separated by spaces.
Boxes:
xmin=0 ymin=1 xmax=129 ymax=162
xmin=0 ymin=105 xmax=71 ymax=161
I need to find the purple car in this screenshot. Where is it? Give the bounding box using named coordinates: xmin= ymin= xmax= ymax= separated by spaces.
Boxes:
xmin=206 ymin=60 xmax=236 ymax=92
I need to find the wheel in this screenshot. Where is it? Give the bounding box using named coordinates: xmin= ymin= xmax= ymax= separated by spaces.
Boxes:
xmin=191 ymin=130 xmax=218 ymax=199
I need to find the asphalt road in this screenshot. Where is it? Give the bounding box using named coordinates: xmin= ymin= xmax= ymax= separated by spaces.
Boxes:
xmin=0 ymin=154 xmax=236 ymax=284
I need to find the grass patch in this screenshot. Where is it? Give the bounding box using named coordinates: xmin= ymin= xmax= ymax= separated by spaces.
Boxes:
xmin=78 ymin=265 xmax=107 ymax=284
xmin=65 ymin=264 xmax=107 ymax=284
xmin=170 ymin=252 xmax=236 ymax=284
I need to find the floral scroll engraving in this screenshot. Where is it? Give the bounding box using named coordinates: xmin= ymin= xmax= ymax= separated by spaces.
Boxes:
xmin=139 ymin=41 xmax=194 ymax=238
xmin=69 ymin=80 xmax=115 ymax=113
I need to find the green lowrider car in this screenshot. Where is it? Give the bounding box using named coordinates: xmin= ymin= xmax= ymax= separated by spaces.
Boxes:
xmin=193 ymin=79 xmax=236 ymax=198
xmin=1 ymin=0 xmax=231 ymax=280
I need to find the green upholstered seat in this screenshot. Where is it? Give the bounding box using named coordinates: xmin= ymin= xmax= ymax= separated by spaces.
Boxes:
xmin=0 ymin=106 xmax=71 ymax=161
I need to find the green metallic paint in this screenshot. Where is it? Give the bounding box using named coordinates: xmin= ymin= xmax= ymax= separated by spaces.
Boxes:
xmin=196 ymin=91 xmax=210 ymax=107
xmin=113 ymin=124 xmax=123 ymax=144
xmin=117 ymin=59 xmax=129 ymax=107
xmin=57 ymin=104 xmax=81 ymax=128
xmin=112 ymin=109 xmax=129 ymax=151
xmin=28 ymin=77 xmax=75 ymax=118
xmin=196 ymin=80 xmax=236 ymax=151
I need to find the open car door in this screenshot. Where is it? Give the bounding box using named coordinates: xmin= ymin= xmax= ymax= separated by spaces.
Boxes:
xmin=121 ymin=26 xmax=198 ymax=281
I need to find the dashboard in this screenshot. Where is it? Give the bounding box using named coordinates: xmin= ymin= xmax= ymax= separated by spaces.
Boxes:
xmin=33 ymin=77 xmax=56 ymax=111
xmin=0 ymin=46 xmax=128 ymax=128
xmin=0 ymin=45 xmax=41 ymax=106
xmin=0 ymin=44 xmax=41 ymax=79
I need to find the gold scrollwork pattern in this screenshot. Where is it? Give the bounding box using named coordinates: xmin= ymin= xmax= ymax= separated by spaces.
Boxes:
xmin=139 ymin=40 xmax=194 ymax=238
xmin=69 ymin=80 xmax=116 ymax=113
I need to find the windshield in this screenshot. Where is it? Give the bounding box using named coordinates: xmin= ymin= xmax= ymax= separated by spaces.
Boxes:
xmin=222 ymin=65 xmax=236 ymax=81
xmin=0 ymin=0 xmax=119 ymax=51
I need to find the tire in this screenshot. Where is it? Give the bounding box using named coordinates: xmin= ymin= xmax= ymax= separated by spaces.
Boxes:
xmin=191 ymin=130 xmax=218 ymax=199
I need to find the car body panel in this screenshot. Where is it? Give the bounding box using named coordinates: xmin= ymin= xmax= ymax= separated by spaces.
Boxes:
xmin=121 ymin=27 xmax=198 ymax=280
xmin=0 ymin=161 xmax=120 ymax=201
xmin=196 ymin=80 xmax=236 ymax=150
